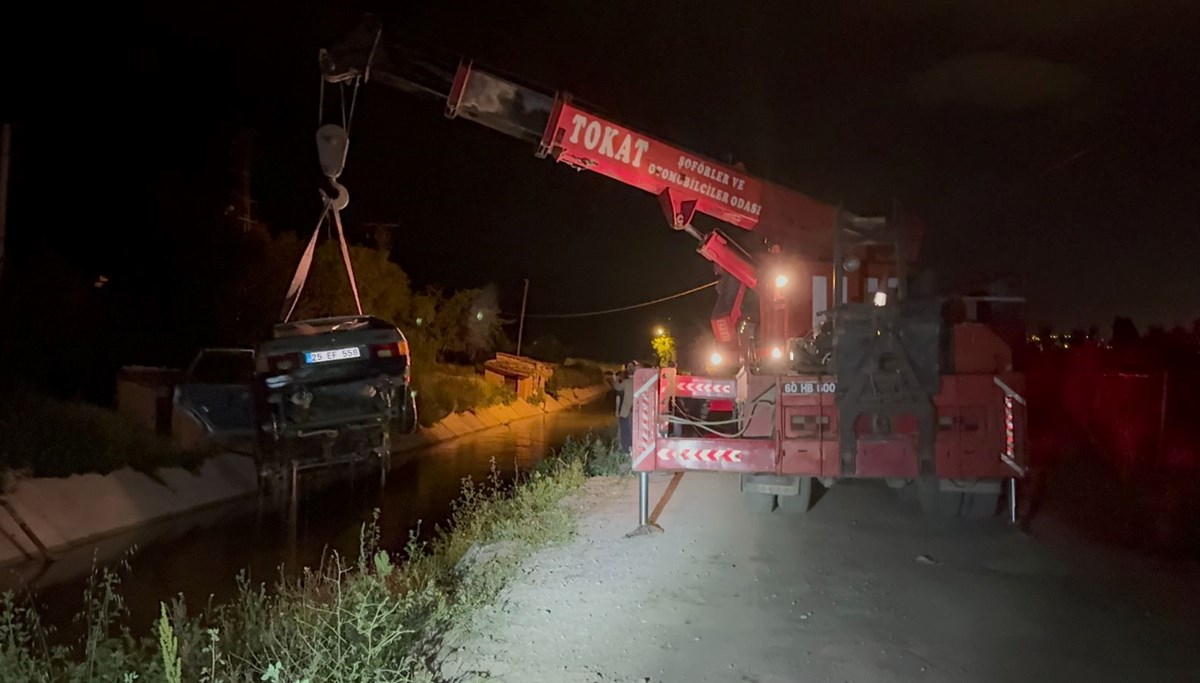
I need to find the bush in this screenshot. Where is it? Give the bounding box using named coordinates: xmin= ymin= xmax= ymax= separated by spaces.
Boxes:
xmin=0 ymin=435 xmax=607 ymax=681
xmin=553 ymin=433 xmax=630 ymax=477
xmin=0 ymin=390 xmax=210 ymax=478
xmin=411 ymin=365 xmax=516 ymax=426
xmin=546 ymin=358 xmax=611 ymax=394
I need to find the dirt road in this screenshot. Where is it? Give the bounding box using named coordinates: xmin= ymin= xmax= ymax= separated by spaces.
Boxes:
xmin=440 ymin=472 xmax=1200 ymax=682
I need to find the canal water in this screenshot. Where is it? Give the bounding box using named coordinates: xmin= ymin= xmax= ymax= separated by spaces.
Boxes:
xmin=2 ymin=403 xmax=615 ymax=631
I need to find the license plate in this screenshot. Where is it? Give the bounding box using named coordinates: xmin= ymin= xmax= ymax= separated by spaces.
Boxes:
xmin=782 ymin=380 xmax=837 ymax=395
xmin=305 ymin=346 xmax=362 ymax=364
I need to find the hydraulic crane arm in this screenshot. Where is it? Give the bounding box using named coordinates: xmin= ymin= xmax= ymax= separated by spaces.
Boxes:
xmin=320 ymin=16 xmax=920 ymax=349
xmin=320 ymin=17 xmax=840 ymax=270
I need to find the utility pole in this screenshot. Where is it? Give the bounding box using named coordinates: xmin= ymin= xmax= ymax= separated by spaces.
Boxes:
xmin=232 ymin=128 xmax=258 ymax=233
xmin=516 ymin=278 xmax=530 ymax=356
xmin=0 ymin=123 xmax=11 ymax=281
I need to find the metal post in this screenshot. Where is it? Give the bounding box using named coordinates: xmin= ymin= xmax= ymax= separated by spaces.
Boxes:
xmin=516 ymin=278 xmax=530 ymax=356
xmin=638 ymin=471 xmax=650 ymax=526
xmin=1008 ymin=477 xmax=1017 ymax=524
xmin=0 ymin=123 xmax=11 ymax=282
xmin=289 ymin=461 xmax=299 ymax=521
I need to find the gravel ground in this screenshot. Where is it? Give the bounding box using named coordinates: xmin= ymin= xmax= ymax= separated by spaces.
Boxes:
xmin=438 ymin=472 xmax=1200 ymax=683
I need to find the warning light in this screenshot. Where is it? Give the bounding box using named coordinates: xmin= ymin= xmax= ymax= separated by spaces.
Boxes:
xmin=709 ymin=351 xmax=723 ymax=366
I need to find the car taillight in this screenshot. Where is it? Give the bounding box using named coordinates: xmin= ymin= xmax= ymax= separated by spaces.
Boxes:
xmin=267 ymin=352 xmax=303 ymax=372
xmin=370 ymin=341 xmax=409 ymax=359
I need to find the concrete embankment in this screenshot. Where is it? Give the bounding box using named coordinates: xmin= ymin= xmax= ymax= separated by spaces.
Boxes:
xmin=395 ymin=385 xmax=608 ymax=452
xmin=0 ymin=386 xmax=608 ymax=568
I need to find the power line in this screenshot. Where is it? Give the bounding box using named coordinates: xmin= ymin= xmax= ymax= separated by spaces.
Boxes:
xmin=523 ymin=280 xmax=719 ymax=319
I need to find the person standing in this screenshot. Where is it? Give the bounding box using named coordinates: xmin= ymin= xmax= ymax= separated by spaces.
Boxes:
xmin=610 ymin=361 xmax=637 ymax=453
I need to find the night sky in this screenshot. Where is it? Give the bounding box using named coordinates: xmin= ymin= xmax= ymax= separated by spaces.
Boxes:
xmin=2 ymin=1 xmax=1198 ymax=365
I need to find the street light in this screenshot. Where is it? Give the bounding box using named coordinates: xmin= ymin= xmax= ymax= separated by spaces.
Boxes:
xmin=774 ymin=274 xmax=789 ymax=288
xmin=709 ymin=351 xmax=723 ymax=366
xmin=654 ymin=326 xmax=665 ymax=337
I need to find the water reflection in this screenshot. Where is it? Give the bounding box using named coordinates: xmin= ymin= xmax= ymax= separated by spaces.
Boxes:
xmin=4 ymin=405 xmax=614 ymax=630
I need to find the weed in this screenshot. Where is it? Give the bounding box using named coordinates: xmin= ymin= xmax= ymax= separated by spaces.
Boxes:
xmin=0 ymin=433 xmax=622 ymax=681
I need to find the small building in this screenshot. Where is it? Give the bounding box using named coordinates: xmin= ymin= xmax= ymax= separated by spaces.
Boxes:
xmin=483 ymin=353 xmax=555 ymax=401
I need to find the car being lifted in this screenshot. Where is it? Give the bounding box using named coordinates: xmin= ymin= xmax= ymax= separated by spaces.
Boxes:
xmin=252 ymin=315 xmax=417 ymax=470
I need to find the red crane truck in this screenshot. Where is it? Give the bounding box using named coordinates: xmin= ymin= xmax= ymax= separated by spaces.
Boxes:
xmin=320 ymin=16 xmax=1028 ymax=525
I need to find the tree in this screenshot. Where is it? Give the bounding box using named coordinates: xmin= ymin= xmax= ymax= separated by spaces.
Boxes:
xmin=651 ymin=333 xmax=677 ymax=367
xmin=1112 ymin=316 xmax=1139 ymax=346
xmin=527 ymin=335 xmax=568 ymax=363
xmin=290 ymin=241 xmax=506 ymax=364
xmin=291 ymin=242 xmax=413 ymax=325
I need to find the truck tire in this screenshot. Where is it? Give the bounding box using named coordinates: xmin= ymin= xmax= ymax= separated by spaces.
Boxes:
xmin=777 ymin=477 xmax=815 ymax=514
xmin=917 ymin=478 xmax=1000 ymax=519
xmin=916 ymin=477 xmax=961 ymax=518
xmin=959 ymin=491 xmax=1000 ymax=519
xmin=742 ymin=491 xmax=778 ymax=513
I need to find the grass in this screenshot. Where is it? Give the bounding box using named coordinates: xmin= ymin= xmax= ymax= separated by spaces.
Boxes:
xmin=0 ymin=433 xmax=629 ymax=682
xmin=0 ymin=390 xmax=212 ymax=479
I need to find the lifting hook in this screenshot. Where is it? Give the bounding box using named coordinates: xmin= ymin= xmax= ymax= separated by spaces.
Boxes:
xmin=316 ymin=123 xmax=351 ymax=210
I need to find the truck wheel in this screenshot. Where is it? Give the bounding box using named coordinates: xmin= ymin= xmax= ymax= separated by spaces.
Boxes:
xmin=916 ymin=477 xmax=961 ymax=518
xmin=778 ymin=477 xmax=815 ymax=514
xmin=959 ymin=492 xmax=1000 ymax=519
xmin=742 ymin=491 xmax=778 ymax=513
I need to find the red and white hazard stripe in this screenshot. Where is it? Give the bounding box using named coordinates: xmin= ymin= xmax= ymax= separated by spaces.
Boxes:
xmin=675 ymin=380 xmax=734 ymax=396
xmin=657 ymin=448 xmax=742 ymax=463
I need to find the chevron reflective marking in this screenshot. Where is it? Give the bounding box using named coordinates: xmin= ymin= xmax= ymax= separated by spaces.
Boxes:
xmin=657 ymin=448 xmax=742 ymax=463
xmin=674 ymin=376 xmax=736 ymax=398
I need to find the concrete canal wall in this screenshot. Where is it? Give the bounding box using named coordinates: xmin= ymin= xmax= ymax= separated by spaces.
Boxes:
xmin=0 ymin=385 xmax=609 ymax=568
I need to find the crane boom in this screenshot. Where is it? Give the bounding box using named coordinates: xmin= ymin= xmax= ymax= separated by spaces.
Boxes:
xmin=322 ymin=19 xmax=841 ymax=256
xmin=320 ymin=15 xmax=917 ymax=351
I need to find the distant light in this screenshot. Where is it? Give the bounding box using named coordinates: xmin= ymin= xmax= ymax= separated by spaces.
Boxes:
xmin=475 ymin=311 xmax=484 ymax=321
xmin=873 ymin=291 xmax=888 ymax=307
xmin=774 ymin=274 xmax=789 ymax=288
xmin=654 ymin=326 xmax=665 ymax=337
xmin=709 ymin=351 xmax=723 ymax=366
xmin=771 ymin=346 xmax=783 ymax=360
xmin=415 ymin=317 xmax=423 ymax=326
